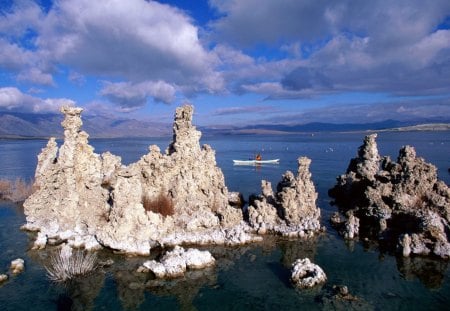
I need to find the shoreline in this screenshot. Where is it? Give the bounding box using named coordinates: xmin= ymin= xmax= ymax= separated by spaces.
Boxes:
xmin=1 ymin=125 xmax=449 ymax=140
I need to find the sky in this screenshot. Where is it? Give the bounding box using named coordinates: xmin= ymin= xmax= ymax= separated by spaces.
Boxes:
xmin=0 ymin=0 xmax=449 ymax=126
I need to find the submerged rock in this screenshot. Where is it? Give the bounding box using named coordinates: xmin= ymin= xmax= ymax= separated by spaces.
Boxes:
xmin=329 ymin=134 xmax=450 ymax=258
xmin=23 ymin=105 xmax=253 ymax=254
xmin=248 ymin=157 xmax=322 ymax=236
xmin=290 ymin=257 xmax=327 ymax=288
xmin=138 ymin=246 xmax=215 ymax=278
xmin=316 ymin=284 xmax=374 ymax=311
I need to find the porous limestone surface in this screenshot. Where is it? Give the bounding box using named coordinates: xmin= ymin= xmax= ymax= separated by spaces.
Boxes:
xmin=291 ymin=258 xmax=327 ymax=288
xmin=23 ymin=104 xmax=322 ymax=255
xmin=22 ymin=105 xmax=253 ymax=255
xmin=248 ymin=157 xmax=322 ymax=236
xmin=329 ymin=134 xmax=450 ymax=258
xmin=138 ymin=246 xmax=215 ymax=278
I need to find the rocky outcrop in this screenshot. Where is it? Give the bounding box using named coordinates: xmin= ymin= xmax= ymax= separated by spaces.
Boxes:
xmin=23 ymin=107 xmax=110 ymax=251
xmin=329 ymin=134 xmax=450 ymax=258
xmin=23 ymin=105 xmax=249 ymax=255
xmin=248 ymin=157 xmax=322 ymax=237
xmin=137 ymin=246 xmax=215 ymax=278
xmin=290 ymin=257 xmax=327 ymax=288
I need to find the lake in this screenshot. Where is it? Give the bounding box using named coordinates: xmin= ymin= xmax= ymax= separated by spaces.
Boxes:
xmin=0 ymin=131 xmax=449 ymax=310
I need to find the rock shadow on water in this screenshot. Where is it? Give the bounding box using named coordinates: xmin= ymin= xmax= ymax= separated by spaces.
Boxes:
xmin=396 ymin=255 xmax=449 ymax=289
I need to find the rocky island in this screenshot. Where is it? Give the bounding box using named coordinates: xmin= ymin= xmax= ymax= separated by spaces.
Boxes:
xmin=248 ymin=156 xmax=323 ymax=237
xmin=329 ymin=134 xmax=450 ymax=258
xmin=22 ymin=105 xmax=322 ymax=255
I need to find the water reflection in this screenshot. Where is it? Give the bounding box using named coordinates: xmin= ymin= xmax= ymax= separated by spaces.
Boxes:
xmin=24 ymin=239 xmax=322 ymax=310
xmin=2 ymin=197 xmax=449 ymax=310
xmin=28 ymin=248 xmax=105 ymax=311
xmin=396 ymin=256 xmax=449 ymax=289
xmin=57 ymin=272 xmax=105 ymax=311
xmin=22 ymin=233 xmax=440 ymax=310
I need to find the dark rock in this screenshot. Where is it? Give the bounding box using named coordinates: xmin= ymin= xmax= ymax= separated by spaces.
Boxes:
xmin=329 ymin=134 xmax=450 ymax=258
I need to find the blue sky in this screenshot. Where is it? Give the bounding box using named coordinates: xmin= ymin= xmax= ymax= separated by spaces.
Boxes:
xmin=0 ymin=0 xmax=449 ymax=126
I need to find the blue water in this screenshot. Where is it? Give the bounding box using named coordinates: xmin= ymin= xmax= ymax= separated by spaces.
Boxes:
xmin=0 ymin=131 xmax=449 ymax=310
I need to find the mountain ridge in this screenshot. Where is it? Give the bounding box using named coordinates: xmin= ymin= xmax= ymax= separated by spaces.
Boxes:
xmin=0 ymin=111 xmax=449 ymax=138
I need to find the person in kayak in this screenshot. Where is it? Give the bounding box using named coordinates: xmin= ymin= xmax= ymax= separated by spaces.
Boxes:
xmin=255 ymin=153 xmax=262 ymax=161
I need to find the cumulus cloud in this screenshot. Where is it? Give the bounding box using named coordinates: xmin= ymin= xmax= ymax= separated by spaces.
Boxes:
xmin=0 ymin=0 xmax=43 ymax=36
xmin=40 ymin=0 xmax=221 ymax=91
xmin=68 ymin=71 xmax=86 ymax=86
xmin=209 ymin=0 xmax=332 ymax=46
xmin=100 ymin=80 xmax=176 ymax=111
xmin=210 ymin=0 xmax=450 ymax=97
xmin=1 ymin=0 xmax=450 ymax=112
xmin=213 ymin=44 xmax=305 ymax=95
xmin=0 ymin=87 xmax=75 ymax=112
xmin=17 ymin=67 xmax=55 ymax=86
xmin=0 ymin=0 xmax=222 ymax=101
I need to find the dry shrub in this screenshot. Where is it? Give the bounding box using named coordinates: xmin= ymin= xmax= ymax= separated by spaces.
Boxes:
xmin=45 ymin=247 xmax=98 ymax=283
xmin=0 ymin=180 xmax=12 ymax=199
xmin=0 ymin=178 xmax=35 ymax=202
xmin=142 ymin=192 xmax=175 ymax=217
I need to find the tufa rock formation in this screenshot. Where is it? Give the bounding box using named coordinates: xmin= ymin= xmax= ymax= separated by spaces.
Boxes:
xmin=10 ymin=258 xmax=25 ymax=274
xmin=329 ymin=134 xmax=450 ymax=258
xmin=248 ymin=157 xmax=322 ymax=237
xmin=290 ymin=257 xmax=327 ymax=289
xmin=23 ymin=105 xmax=258 ymax=255
xmin=0 ymin=274 xmax=7 ymax=283
xmin=138 ymin=246 xmax=215 ymax=278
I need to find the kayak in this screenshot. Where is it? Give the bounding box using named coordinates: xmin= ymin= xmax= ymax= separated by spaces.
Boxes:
xmin=233 ymin=159 xmax=280 ymax=165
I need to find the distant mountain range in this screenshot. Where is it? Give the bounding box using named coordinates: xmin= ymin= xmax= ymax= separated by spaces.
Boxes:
xmin=0 ymin=111 xmax=449 ymax=139
xmin=200 ymin=119 xmax=450 ymax=135
xmin=0 ymin=111 xmax=171 ymax=138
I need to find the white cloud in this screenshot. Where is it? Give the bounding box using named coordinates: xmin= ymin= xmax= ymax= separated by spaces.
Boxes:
xmin=0 ymin=0 xmax=223 ymax=100
xmin=39 ymin=0 xmax=221 ymax=91
xmin=0 ymin=0 xmax=43 ymax=37
xmin=0 ymin=38 xmax=31 ymax=71
xmin=100 ymin=80 xmax=176 ymax=110
xmin=17 ymin=67 xmax=55 ymax=86
xmin=0 ymin=87 xmax=74 ymax=112
xmin=209 ymin=0 xmax=450 ymax=97
xmin=68 ymin=71 xmax=86 ymax=86
xmin=209 ymin=0 xmax=333 ymax=46
xmin=1 ymin=0 xmax=450 ymax=107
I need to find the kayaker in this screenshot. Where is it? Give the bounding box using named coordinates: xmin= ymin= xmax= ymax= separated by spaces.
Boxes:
xmin=255 ymin=153 xmax=262 ymax=161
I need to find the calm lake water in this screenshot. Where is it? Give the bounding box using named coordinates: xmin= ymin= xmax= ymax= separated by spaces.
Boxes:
xmin=0 ymin=131 xmax=449 ymax=310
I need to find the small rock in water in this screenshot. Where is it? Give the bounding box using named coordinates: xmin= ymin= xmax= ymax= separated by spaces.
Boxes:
xmin=138 ymin=246 xmax=215 ymax=279
xmin=0 ymin=274 xmax=8 ymax=283
xmin=290 ymin=258 xmax=327 ymax=289
xmin=10 ymin=258 xmax=25 ymax=274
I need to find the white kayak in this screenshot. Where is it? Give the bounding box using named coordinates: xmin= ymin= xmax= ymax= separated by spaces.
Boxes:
xmin=233 ymin=159 xmax=280 ymax=165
